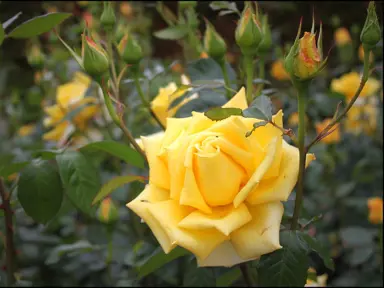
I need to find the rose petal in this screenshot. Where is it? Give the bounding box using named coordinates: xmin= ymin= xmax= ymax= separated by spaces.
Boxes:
xmin=222 ymin=87 xmax=247 ymax=109
xmin=126 ymin=185 xmax=174 ymax=253
xmin=247 ymin=140 xmax=316 ymax=205
xmin=233 ymin=137 xmax=278 ymax=208
xmin=195 ymin=145 xmax=246 ymax=206
xmin=197 ymin=241 xmax=253 ymax=267
xmin=57 ymin=82 xmax=88 ymax=108
xmin=147 ymin=200 xmax=228 ymax=260
xmin=141 ymin=133 xmax=170 ymax=190
xmin=231 ymin=202 xmax=283 ymax=259
xmin=43 ymin=122 xmax=69 ymax=142
xmin=178 ymin=203 xmax=252 ymax=236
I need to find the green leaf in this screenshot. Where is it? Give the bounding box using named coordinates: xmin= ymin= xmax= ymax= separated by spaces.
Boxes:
xmin=7 ymin=13 xmax=71 ymax=38
xmin=245 ymin=121 xmax=268 ymax=137
xmin=92 ymin=175 xmax=145 ymax=205
xmin=56 ymin=151 xmax=101 ymax=217
xmin=32 ymin=149 xmax=65 ymax=160
xmin=348 ymin=246 xmax=374 ymax=266
xmin=0 ymin=24 xmax=4 ymax=46
xmin=340 ymin=227 xmax=374 ymax=248
xmin=216 ymin=268 xmax=241 ymax=287
xmin=0 ymin=161 xmax=30 ymax=178
xmin=138 ymin=247 xmax=189 ymax=279
xmin=2 ymin=12 xmax=22 ymax=30
xmin=80 ymin=140 xmax=145 ymax=169
xmin=204 ymin=107 xmax=243 ymax=121
xmin=153 ymin=25 xmax=189 ymax=40
xmin=243 ymin=95 xmax=273 ymax=121
xmin=258 ymin=231 xmax=309 ymax=287
xmin=336 ymin=182 xmax=356 ymax=198
xmin=45 ymin=240 xmax=98 ymax=265
xmin=297 ymin=232 xmax=335 ymax=271
xmin=17 ymin=160 xmax=63 ymax=224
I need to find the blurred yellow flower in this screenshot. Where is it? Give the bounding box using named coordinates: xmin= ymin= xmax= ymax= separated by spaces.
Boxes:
xmin=7 ymin=173 xmax=18 ymax=182
xmin=151 ymin=75 xmax=198 ymax=127
xmin=315 ymin=119 xmax=340 ymax=144
xmin=367 ymin=197 xmax=383 ymax=224
xmin=288 ymin=112 xmax=309 ymax=127
xmin=43 ymin=72 xmax=99 ymax=143
xmin=270 ymin=59 xmax=290 ymax=81
xmin=345 ymin=102 xmax=378 ymax=135
xmin=17 ymin=124 xmax=36 ymax=137
xmin=171 ymin=62 xmax=184 ymax=74
xmin=305 ymin=267 xmax=328 ymax=287
xmin=334 ymin=27 xmax=352 ymax=46
xmin=120 ymin=2 xmax=133 ymax=18
xmin=358 ymin=44 xmax=374 ymax=63
xmin=331 ymin=72 xmax=381 ymax=101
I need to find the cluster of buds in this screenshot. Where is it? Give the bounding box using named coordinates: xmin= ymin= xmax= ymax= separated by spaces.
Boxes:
xmin=203 ymin=19 xmax=227 ymax=63
xmin=235 ymin=2 xmax=271 ymax=57
xmin=284 ymin=15 xmax=327 ymax=81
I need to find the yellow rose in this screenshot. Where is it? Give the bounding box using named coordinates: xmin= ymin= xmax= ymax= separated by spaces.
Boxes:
xmin=270 ymin=59 xmax=290 ymax=81
xmin=120 ymin=2 xmax=133 ymax=18
xmin=17 ymin=124 xmax=36 ymax=137
xmin=151 ymin=75 xmax=198 ymax=127
xmin=334 ymin=27 xmax=352 ymax=46
xmin=43 ymin=72 xmax=99 ymax=143
xmin=367 ymin=197 xmax=383 ymax=224
xmin=127 ymin=87 xmax=315 ymax=267
xmin=358 ymin=44 xmax=374 ymax=63
xmin=294 ymin=32 xmax=322 ymax=79
xmin=345 ymin=102 xmax=377 ymax=135
xmin=331 ymin=72 xmax=381 ymax=101
xmin=315 ymin=119 xmax=340 ymax=144
xmin=305 ymin=267 xmax=328 ymax=287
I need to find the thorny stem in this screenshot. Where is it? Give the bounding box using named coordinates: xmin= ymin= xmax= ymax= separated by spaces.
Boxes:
xmin=218 ymin=58 xmax=232 ymax=100
xmin=306 ymin=48 xmax=371 ymax=152
xmin=132 ymin=70 xmax=166 ymax=130
xmin=244 ymin=55 xmax=254 ymax=105
xmin=99 ymin=82 xmax=147 ymax=161
xmin=291 ymin=81 xmax=309 ymax=230
xmin=107 ymin=34 xmax=120 ymax=101
xmin=0 ymin=178 xmax=16 ymax=286
xmin=255 ymin=57 xmax=265 ymax=97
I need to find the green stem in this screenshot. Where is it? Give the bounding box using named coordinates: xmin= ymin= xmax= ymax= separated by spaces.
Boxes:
xmin=132 ymin=69 xmax=166 ymax=130
xmin=255 ymin=57 xmax=265 ymax=97
xmin=240 ymin=263 xmax=255 ymax=287
xmin=244 ymin=55 xmax=254 ymax=105
xmin=106 ymin=227 xmax=113 ymax=283
xmin=99 ymin=83 xmax=147 ymax=161
xmin=0 ymin=178 xmax=16 ymax=286
xmin=218 ymin=58 xmax=232 ymax=100
xmin=306 ymin=47 xmax=371 ymax=151
xmin=291 ymin=81 xmax=309 ymax=230
xmin=107 ymin=34 xmax=120 ymax=101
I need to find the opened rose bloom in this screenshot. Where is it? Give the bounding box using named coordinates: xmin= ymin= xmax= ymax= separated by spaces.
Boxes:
xmin=127 ymin=88 xmax=315 ymax=267
xmin=43 ymin=72 xmax=100 ymax=144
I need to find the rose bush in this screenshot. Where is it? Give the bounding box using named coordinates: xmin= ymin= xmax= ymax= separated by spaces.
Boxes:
xmin=127 ymin=87 xmax=315 ymax=267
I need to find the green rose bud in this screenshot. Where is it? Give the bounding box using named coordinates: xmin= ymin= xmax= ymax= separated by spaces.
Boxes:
xmin=97 ymin=197 xmax=119 ymax=224
xmin=204 ymin=20 xmax=227 ymax=62
xmin=82 ymin=33 xmax=109 ymax=78
xmin=100 ymin=1 xmax=116 ymax=32
xmin=360 ymin=1 xmax=381 ymax=49
xmin=257 ymin=14 xmax=272 ymax=56
xmin=235 ymin=2 xmax=263 ymax=56
xmin=118 ymin=33 xmax=143 ymax=65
